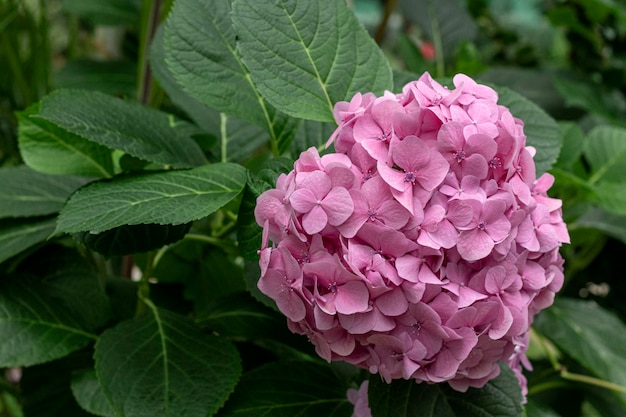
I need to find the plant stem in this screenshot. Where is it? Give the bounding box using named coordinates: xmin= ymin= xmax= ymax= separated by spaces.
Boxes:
xmin=137 ymin=0 xmax=162 ymax=104
xmin=428 ymin=0 xmax=445 ymax=78
xmin=560 ymin=369 xmax=626 ymax=394
xmin=135 ymin=251 xmax=155 ymax=316
xmin=220 ymin=113 xmax=228 ymax=163
xmin=374 ymin=0 xmax=399 ymax=44
xmin=532 ymin=328 xmax=626 ymax=395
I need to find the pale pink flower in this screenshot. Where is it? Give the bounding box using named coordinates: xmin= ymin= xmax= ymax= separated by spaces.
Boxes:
xmin=256 ymin=72 xmax=569 ymax=397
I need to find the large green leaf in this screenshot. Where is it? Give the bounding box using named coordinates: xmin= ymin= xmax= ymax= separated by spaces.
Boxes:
xmin=232 ymin=0 xmax=393 ymax=122
xmin=368 ymin=363 xmax=523 ymax=417
xmin=0 ymin=253 xmax=109 ymax=367
xmin=35 ymin=89 xmax=207 ymax=169
xmin=573 ymin=207 xmax=626 ymax=245
xmin=94 ymin=305 xmax=241 ymax=417
xmin=196 ymin=292 xmax=287 ymax=340
xmin=496 ymin=86 xmax=562 ymax=174
xmin=76 ymin=223 xmax=192 ymax=257
xmin=152 ymin=27 xmax=273 ymax=162
xmin=71 ymin=369 xmax=116 ymax=417
xmin=534 ymin=297 xmax=626 ymax=405
xmin=219 ymin=361 xmax=353 ymax=417
xmin=0 ymin=217 xmax=56 ymax=264
xmin=18 ymin=104 xmax=115 ymax=178
xmin=164 ymin=0 xmax=299 ymax=151
xmin=584 ymin=126 xmax=626 ymax=184
xmin=591 ymin=182 xmax=626 ymax=215
xmin=554 ymin=121 xmax=585 ymax=171
xmin=290 ymin=120 xmax=337 ymax=157
xmin=0 ymin=165 xmax=89 ymax=219
xmin=57 ymin=163 xmax=246 ymax=234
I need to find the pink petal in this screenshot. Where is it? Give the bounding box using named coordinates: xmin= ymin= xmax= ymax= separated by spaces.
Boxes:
xmin=302 ymin=205 xmax=328 ymax=234
xmin=457 ymin=229 xmax=494 ymax=261
xmin=289 ymin=188 xmax=318 ymax=213
xmin=322 ymin=187 xmax=354 ymax=226
xmin=335 ymin=281 xmax=370 ymax=314
xmin=376 ymin=288 xmax=409 ymax=316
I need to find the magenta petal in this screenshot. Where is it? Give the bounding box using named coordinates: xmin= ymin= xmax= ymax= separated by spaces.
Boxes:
xmin=457 ymin=229 xmax=494 ymax=261
xmin=276 ymin=290 xmax=306 ymax=322
xmin=335 ymin=281 xmax=370 ymax=314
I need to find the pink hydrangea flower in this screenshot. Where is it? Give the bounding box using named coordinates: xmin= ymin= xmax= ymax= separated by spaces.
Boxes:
xmin=255 ymin=72 xmax=569 ymax=401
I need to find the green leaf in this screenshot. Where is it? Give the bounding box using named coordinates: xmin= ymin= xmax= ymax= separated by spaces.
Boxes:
xmin=584 ymin=126 xmax=626 ymax=184
xmin=290 ymin=120 xmax=337 ymax=157
xmin=0 ymin=217 xmax=56 ymax=264
xmin=591 ymin=183 xmax=626 ymax=215
xmin=0 ymin=165 xmax=90 ymax=219
xmin=150 ymin=26 xmax=217 ymax=133
xmin=368 ymin=363 xmax=523 ymax=417
xmin=152 ymin=28 xmax=276 ymax=162
xmin=54 ymin=59 xmax=137 ymax=97
xmin=555 ymin=121 xmax=585 ymax=171
xmin=237 ymin=158 xmax=293 ymax=261
xmin=399 ymin=0 xmax=477 ymax=58
xmin=574 ymin=208 xmax=626 ymax=245
xmin=0 ymin=252 xmax=109 ymax=367
xmin=18 ymin=104 xmax=115 ymax=178
xmin=164 ymin=0 xmax=298 ymax=152
xmin=196 ymin=292 xmax=287 ymax=340
xmin=76 ymin=223 xmax=192 ymax=257
xmin=61 ymin=0 xmax=140 ymax=26
xmin=94 ymin=305 xmax=241 ymax=417
xmin=36 ymin=89 xmax=207 ymax=169
xmin=71 ymin=369 xmax=115 ymax=417
xmin=219 ymin=361 xmax=353 ymax=417
xmin=57 ymin=163 xmax=247 ymax=234
xmin=524 ymin=400 xmax=561 ymax=417
xmin=218 ymin=114 xmax=271 ymax=163
xmin=534 ymin=297 xmax=626 ymax=405
xmin=496 ymin=86 xmax=562 ymax=174
xmin=554 ymin=78 xmax=626 ymax=125
xmin=232 ymin=0 xmax=393 ymax=122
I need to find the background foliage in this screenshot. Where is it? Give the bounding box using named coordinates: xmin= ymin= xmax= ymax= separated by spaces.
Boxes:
xmin=1 ymin=0 xmax=626 ymax=416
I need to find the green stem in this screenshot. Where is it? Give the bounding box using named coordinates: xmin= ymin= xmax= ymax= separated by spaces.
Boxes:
xmin=135 ymin=251 xmax=155 ymax=316
xmin=374 ymin=0 xmax=399 ymax=44
xmin=560 ymin=369 xmax=626 ymax=394
xmin=220 ymin=113 xmax=228 ymax=163
xmin=428 ymin=0 xmax=445 ymax=78
xmin=532 ymin=328 xmax=626 ymax=395
xmin=185 ymin=233 xmax=234 ymax=248
xmin=137 ymin=0 xmax=162 ymax=104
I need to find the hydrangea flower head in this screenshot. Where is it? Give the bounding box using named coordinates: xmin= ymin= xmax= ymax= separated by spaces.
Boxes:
xmin=255 ymin=72 xmax=569 ymax=397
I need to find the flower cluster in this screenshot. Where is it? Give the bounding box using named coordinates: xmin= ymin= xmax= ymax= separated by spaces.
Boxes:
xmin=255 ymin=72 xmax=569 ymax=394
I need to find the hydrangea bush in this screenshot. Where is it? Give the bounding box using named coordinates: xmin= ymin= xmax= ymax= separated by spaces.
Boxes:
xmin=255 ymin=73 xmax=569 ymax=395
